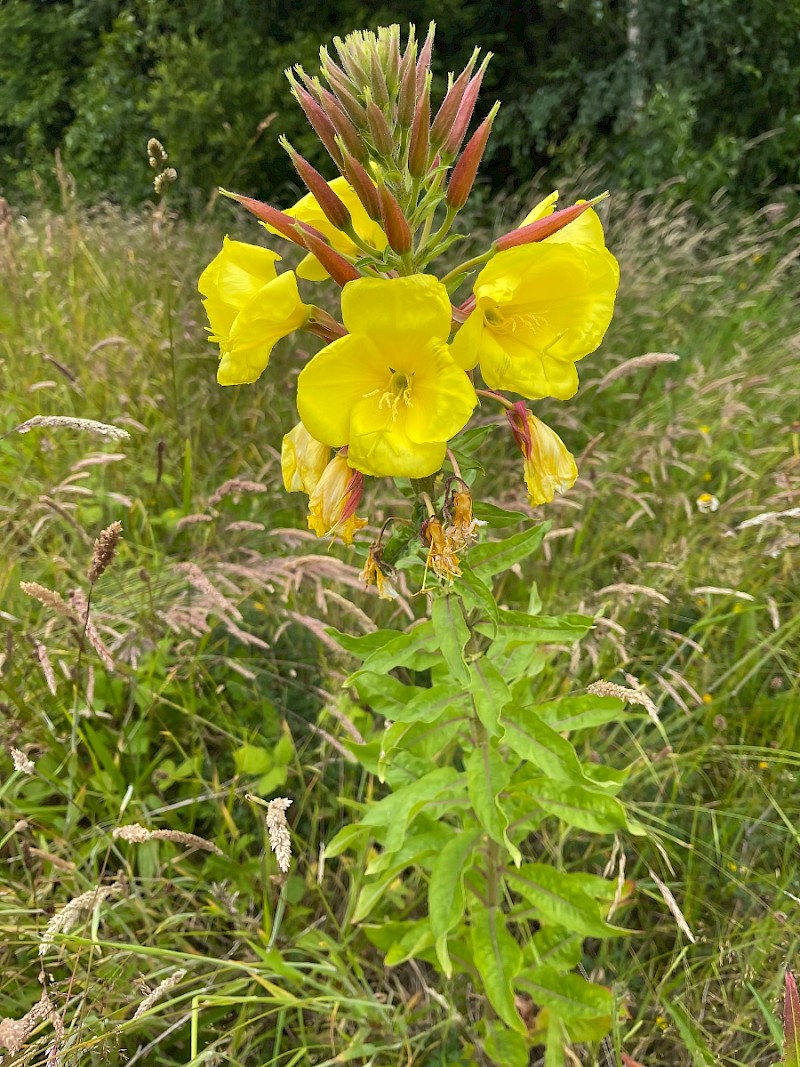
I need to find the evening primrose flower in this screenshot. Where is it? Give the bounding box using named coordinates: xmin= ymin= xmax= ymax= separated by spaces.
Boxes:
xmin=507 ymin=401 xmax=578 ymax=507
xmin=452 ymin=194 xmax=619 ymax=400
xmin=283 ymin=177 xmax=387 ymax=281
xmin=281 ymin=422 xmax=331 ymax=494
xmin=446 ymin=488 xmax=481 ymax=549
xmin=307 ymin=453 xmax=368 ymax=544
xmin=422 ymin=517 xmax=462 ymax=583
xmin=199 ymin=237 xmax=309 ymax=385
xmin=297 ymin=275 xmax=477 ymax=478
xmin=360 ymin=544 xmax=398 ymax=600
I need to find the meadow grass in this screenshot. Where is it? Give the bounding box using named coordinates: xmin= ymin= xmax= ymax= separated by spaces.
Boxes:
xmin=0 ymin=183 xmax=798 ymax=1066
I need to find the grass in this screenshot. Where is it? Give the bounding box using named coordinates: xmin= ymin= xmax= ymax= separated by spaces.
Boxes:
xmin=0 ymin=177 xmax=798 ymax=1066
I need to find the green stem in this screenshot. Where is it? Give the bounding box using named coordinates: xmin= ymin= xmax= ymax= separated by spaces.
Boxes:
xmin=439 ymin=248 xmax=494 ymax=289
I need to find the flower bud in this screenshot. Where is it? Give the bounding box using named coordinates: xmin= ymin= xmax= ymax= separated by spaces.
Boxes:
xmin=430 ymin=48 xmax=479 ymax=149
xmin=282 ymin=138 xmax=352 ymax=232
xmin=287 ymin=73 xmax=344 ymax=169
xmin=445 ymin=103 xmax=499 ymax=211
xmin=506 ymin=401 xmax=578 ymax=507
xmin=443 ymin=54 xmax=492 ymax=159
xmin=219 ymin=189 xmax=314 ymax=248
xmin=281 ymin=422 xmax=331 ymax=494
xmin=307 ymin=453 xmax=368 ymax=544
xmin=416 ymin=22 xmax=435 ymax=84
xmin=494 ymin=195 xmax=608 ymax=251
xmin=317 ymin=84 xmax=368 ymax=162
xmin=397 ymin=34 xmax=418 ymax=128
xmin=408 ymin=73 xmax=431 ymax=178
xmin=378 ymin=182 xmax=412 ymax=255
xmin=323 ymin=64 xmax=368 ymax=128
xmin=340 ymin=153 xmax=382 ymax=222
xmin=369 ymin=47 xmax=390 ymax=108
xmin=299 ymin=228 xmax=362 ymax=286
xmin=365 ymin=95 xmax=394 ymax=158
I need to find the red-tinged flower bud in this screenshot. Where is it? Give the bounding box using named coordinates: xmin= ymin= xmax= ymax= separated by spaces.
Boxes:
xmin=443 ymin=54 xmax=492 ymax=159
xmin=408 ymin=74 xmax=431 ymax=178
xmin=445 ymin=103 xmax=499 ymax=211
xmin=325 ymin=67 xmax=369 ymax=129
xmin=416 ymin=22 xmax=435 ymax=84
xmin=378 ymin=182 xmax=412 ymax=255
xmin=494 ymin=196 xmax=607 ymax=251
xmin=317 ymin=85 xmax=368 ymax=163
xmin=369 ymin=48 xmax=390 ymax=108
xmin=219 ymin=189 xmax=309 ymax=248
xmin=366 ymin=96 xmax=394 ymax=158
xmin=282 ymin=140 xmax=352 ymax=232
xmin=397 ymin=36 xmax=418 ymax=128
xmin=381 ymin=24 xmax=401 ymax=93
xmin=289 ymin=79 xmax=344 ymax=169
xmin=430 ymin=49 xmax=479 ymax=149
xmin=341 ymin=154 xmax=382 ymax=222
xmin=299 ymin=228 xmax=362 ymax=286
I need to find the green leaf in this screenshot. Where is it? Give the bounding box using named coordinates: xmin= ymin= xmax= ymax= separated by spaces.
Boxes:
xmin=506 ymin=864 xmax=624 ymax=938
xmin=478 ymin=612 xmax=593 ymax=642
xmin=466 ymin=744 xmax=521 ymax=865
xmin=527 ymin=925 xmax=583 ymax=970
xmin=352 ymin=869 xmax=405 ymax=924
xmin=429 ymin=830 xmax=480 ymax=976
xmin=325 ymin=822 xmax=370 ymax=859
xmin=468 ymin=659 xmax=510 ymax=736
xmin=234 ymin=744 xmax=272 ymax=775
xmin=360 ymin=767 xmax=464 ymax=853
xmin=501 ymin=706 xmax=588 ymax=785
xmin=544 ymin=1013 xmax=565 ymax=1067
xmin=350 ymin=621 xmax=438 ymax=677
xmin=451 ymin=423 xmax=497 ymax=456
xmin=527 ymin=778 xmax=632 ymax=834
xmin=523 ymin=966 xmax=614 ymax=1023
xmin=325 ymin=627 xmax=396 ymax=660
xmin=532 ymin=694 xmax=629 ymax=732
xmin=366 ymin=825 xmax=454 ymax=876
xmin=353 ymin=672 xmax=415 ymax=716
xmin=470 ymin=907 xmax=524 ymax=1032
xmin=384 ymin=919 xmax=435 ymax=966
xmin=393 ymin=683 xmax=468 ymax=724
xmin=472 ymin=501 xmax=527 ymax=527
xmin=785 ymin=973 xmax=800 ymax=1067
xmin=458 ymin=563 xmax=499 ymax=626
xmin=431 ymin=594 xmax=471 ymax=685
xmin=663 ymin=999 xmax=716 ymax=1066
xmin=469 ymin=523 xmax=549 ymax=579
xmin=484 ymin=1022 xmax=529 ymax=1067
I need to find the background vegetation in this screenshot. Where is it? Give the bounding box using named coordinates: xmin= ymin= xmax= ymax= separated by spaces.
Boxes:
xmin=1 ymin=0 xmax=799 ymax=210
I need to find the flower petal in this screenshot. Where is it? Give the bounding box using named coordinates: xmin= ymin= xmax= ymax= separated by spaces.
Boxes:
xmin=347 ymin=397 xmax=446 ymax=477
xmin=297 ymin=335 xmax=387 ymax=447
xmin=478 ymin=324 xmax=580 ymax=400
xmin=218 ymin=272 xmax=308 ymax=386
xmin=404 ymin=345 xmax=477 ymax=443
xmin=520 ymin=190 xmax=559 ymax=226
xmin=450 ymin=308 xmax=483 ymax=370
xmin=340 ymin=275 xmax=452 ymax=358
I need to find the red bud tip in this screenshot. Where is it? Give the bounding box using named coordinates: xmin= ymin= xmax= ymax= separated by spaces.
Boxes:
xmin=397 ymin=37 xmax=418 ymax=128
xmin=299 ymin=229 xmax=362 ymax=286
xmin=378 ymin=183 xmax=413 ymax=255
xmin=283 ymin=142 xmax=352 ymax=232
xmin=366 ymin=97 xmax=394 ymax=158
xmin=341 ymin=154 xmax=382 ymax=222
xmin=443 ymin=54 xmax=492 ymax=159
xmin=318 ymin=85 xmax=367 ymax=162
xmin=291 ymin=83 xmax=344 ymax=169
xmin=416 ymin=22 xmax=435 ymax=84
xmin=408 ymin=73 xmax=431 ymax=178
xmin=219 ymin=190 xmax=307 ymax=248
xmin=494 ymin=195 xmax=608 ymax=251
xmin=430 ymin=49 xmax=479 ymax=149
xmin=445 ymin=105 xmax=498 ymax=211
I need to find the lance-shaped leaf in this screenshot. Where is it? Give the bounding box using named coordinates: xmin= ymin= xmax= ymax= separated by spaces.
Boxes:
xmin=429 ymin=829 xmax=480 ymax=975
xmin=466 ymin=744 xmax=521 ymax=865
xmin=347 ymin=621 xmax=438 ymax=677
xmin=431 ymin=594 xmax=471 ymax=685
xmin=532 ymin=693 xmax=630 ymax=732
xmin=468 ymin=523 xmax=548 ymax=579
xmin=526 ymin=778 xmax=633 ymax=835
xmin=786 ymin=971 xmax=800 ymax=1067
xmin=468 ymin=658 xmax=509 ymax=735
xmin=506 ymin=863 xmax=625 ymax=938
xmin=484 ymin=1022 xmax=529 ymax=1067
xmin=500 ymin=705 xmax=589 ymax=785
xmin=470 ymin=906 xmax=524 ymax=1032
xmin=522 ymin=966 xmax=614 ymax=1024
xmin=360 ymin=767 xmax=464 ymax=853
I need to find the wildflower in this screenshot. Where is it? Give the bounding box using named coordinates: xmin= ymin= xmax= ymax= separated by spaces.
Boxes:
xmin=307 ymin=453 xmax=368 ymax=544
xmin=702 ymin=693 xmax=713 ymax=704
xmin=423 ymin=517 xmax=462 ymax=582
xmin=282 ymin=177 xmax=387 ymax=280
xmin=452 ymin=194 xmax=619 ymax=399
xmin=198 ymin=237 xmax=309 ymax=385
xmin=281 ymin=422 xmax=331 ymax=494
xmin=297 ymin=275 xmax=477 ymax=477
xmin=360 ymin=544 xmax=398 ymax=600
xmin=506 ymin=401 xmax=578 ymax=507
xmin=696 ymin=493 xmax=720 ymax=514
xmin=445 ymin=487 xmax=481 ymax=549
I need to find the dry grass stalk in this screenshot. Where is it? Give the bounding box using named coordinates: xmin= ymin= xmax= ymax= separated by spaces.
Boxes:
xmin=40 ymin=879 xmax=124 ymax=955
xmin=70 ymin=588 xmax=115 ymax=672
xmin=266 ymin=798 xmax=293 ymax=873
xmin=34 ymin=640 xmax=57 ymax=695
xmin=20 ymin=582 xmax=75 ymax=621
xmin=113 ymin=823 xmax=223 ymax=855
xmin=88 ymin=520 xmax=123 ymax=583
xmin=175 ymin=513 xmax=213 ymax=530
xmin=596 ymin=582 xmax=670 ymax=605
xmin=208 ymin=478 xmax=267 ymax=508
xmin=648 ymin=867 xmax=696 ymax=943
xmin=596 ymin=352 xmax=680 ymax=390
xmin=0 ymin=989 xmax=50 ymax=1053
xmin=15 ymin=415 xmax=130 ymax=440
xmin=736 ymin=505 xmax=800 ymax=530
xmin=174 ymin=562 xmax=243 ymax=621
xmin=587 ymin=679 xmax=659 ymax=723
xmin=132 ymin=969 xmax=187 ymax=1020
xmin=11 ymin=747 xmax=35 ymax=774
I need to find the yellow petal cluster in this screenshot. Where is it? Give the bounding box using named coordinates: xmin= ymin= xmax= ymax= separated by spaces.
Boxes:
xmin=199 ymin=237 xmax=310 ymax=385
xmin=452 ymin=192 xmax=619 ymax=400
xmin=281 ymin=422 xmax=331 ymax=494
xmin=512 ymin=408 xmax=578 ymax=507
xmin=296 ymin=275 xmax=477 ymax=478
xmin=307 ymin=453 xmax=368 ymax=544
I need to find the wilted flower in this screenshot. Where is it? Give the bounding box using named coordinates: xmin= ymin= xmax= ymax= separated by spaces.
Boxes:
xmin=307 ymin=453 xmax=368 ymax=544
xmin=696 ymin=493 xmax=720 ymax=514
xmin=198 ymin=237 xmax=309 ymax=385
xmin=445 ymin=487 xmax=481 ymax=549
xmin=423 ymin=517 xmax=462 ymax=582
xmin=359 ymin=544 xmax=398 ymax=599
xmin=281 ymin=422 xmax=331 ymax=494
xmin=297 ymin=275 xmax=476 ymax=477
xmin=507 ymin=401 xmax=578 ymax=507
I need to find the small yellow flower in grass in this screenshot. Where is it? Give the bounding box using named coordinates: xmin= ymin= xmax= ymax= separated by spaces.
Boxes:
xmin=282 ymin=178 xmax=387 ymax=281
xmin=281 ymin=422 xmax=331 ymax=494
xmin=307 ymin=452 xmax=368 ymax=544
xmin=452 ymin=191 xmax=619 ymax=399
xmin=696 ymin=492 xmax=720 ymax=514
xmin=297 ymin=276 xmax=477 ymax=477
xmin=198 ymin=237 xmax=309 ymax=385
xmin=702 ymin=693 xmax=713 ymax=704
xmin=506 ymin=401 xmax=578 ymax=507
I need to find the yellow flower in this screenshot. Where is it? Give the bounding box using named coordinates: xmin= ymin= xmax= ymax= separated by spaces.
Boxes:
xmin=297 ymin=276 xmax=477 ymax=478
xmin=281 ymin=422 xmax=331 ymax=494
xmin=452 ymin=192 xmax=619 ymax=399
xmin=359 ymin=544 xmax=398 ymax=600
xmin=198 ymin=237 xmax=309 ymax=385
xmin=307 ymin=453 xmax=368 ymax=544
xmin=283 ymin=177 xmax=387 ymax=281
xmin=506 ymin=402 xmax=578 ymax=507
